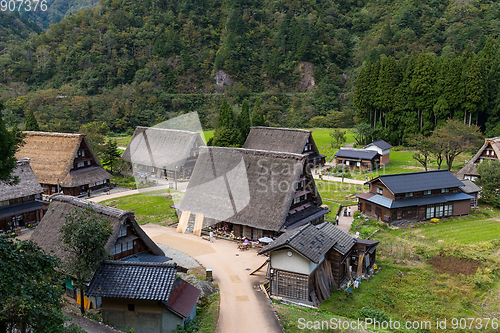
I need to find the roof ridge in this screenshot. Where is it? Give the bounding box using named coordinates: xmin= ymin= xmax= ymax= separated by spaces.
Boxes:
xmin=137 ymin=126 xmax=200 ymax=136
xmin=22 ymin=131 xmax=83 ymax=137
xmin=378 ymin=169 xmax=449 ymax=178
xmin=200 ymin=146 xmax=306 ymax=160
xmin=102 ymin=260 xmax=177 ymax=268
xmin=250 ymin=126 xmax=312 ymax=134
xmin=51 ymin=194 xmax=134 ymax=219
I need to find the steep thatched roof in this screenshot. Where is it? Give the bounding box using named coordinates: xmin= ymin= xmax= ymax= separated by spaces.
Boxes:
xmin=457 ymin=137 xmax=500 ymax=178
xmin=0 ymin=159 xmax=43 ymax=202
xmin=243 ymin=127 xmax=313 ymax=154
xmin=179 ymin=147 xmax=324 ymax=231
xmin=30 ymin=195 xmax=164 ymax=265
xmin=15 ymin=131 xmax=111 ymax=186
xmin=122 ymin=127 xmax=204 ymax=170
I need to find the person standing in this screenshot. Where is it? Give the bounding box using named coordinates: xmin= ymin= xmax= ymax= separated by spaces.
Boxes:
xmin=348 ymin=206 xmax=351 ymax=216
xmin=335 ymin=215 xmax=339 ymax=225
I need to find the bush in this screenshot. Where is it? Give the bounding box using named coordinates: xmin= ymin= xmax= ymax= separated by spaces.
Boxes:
xmin=355 ymin=306 xmax=390 ymax=322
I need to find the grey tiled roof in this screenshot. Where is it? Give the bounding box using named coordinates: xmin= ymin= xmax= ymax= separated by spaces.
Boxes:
xmin=334 ymin=148 xmax=378 ymax=160
xmin=86 ymin=261 xmax=177 ymax=301
xmin=459 ymin=179 xmax=482 ymax=194
xmin=367 ymin=140 xmax=393 ymax=150
xmin=362 ymin=192 xmax=473 ymax=209
xmin=259 ymin=222 xmax=356 ymax=263
xmin=374 ymin=170 xmax=464 ymax=194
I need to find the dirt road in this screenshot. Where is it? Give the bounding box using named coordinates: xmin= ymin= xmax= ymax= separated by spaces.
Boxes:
xmin=142 ymin=224 xmax=283 ymax=333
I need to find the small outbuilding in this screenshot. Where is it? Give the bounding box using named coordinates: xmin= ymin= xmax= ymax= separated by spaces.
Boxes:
xmin=363 ymin=140 xmax=393 ymax=166
xmin=459 ymin=179 xmax=481 ymax=208
xmin=259 ymin=222 xmax=378 ymax=305
xmin=334 ymin=148 xmax=380 ymax=171
xmin=87 ymin=261 xmax=200 ymax=333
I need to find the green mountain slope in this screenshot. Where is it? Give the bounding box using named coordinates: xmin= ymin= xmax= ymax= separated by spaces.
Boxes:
xmin=1 ymin=0 xmax=500 ymax=133
xmin=20 ymin=0 xmax=100 ymax=28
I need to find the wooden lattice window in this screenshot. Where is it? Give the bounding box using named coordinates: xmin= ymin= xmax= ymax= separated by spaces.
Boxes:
xmin=271 ymin=270 xmax=309 ymax=301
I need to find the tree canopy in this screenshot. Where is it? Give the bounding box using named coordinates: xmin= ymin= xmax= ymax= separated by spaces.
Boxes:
xmin=0 ymin=104 xmax=24 ymax=183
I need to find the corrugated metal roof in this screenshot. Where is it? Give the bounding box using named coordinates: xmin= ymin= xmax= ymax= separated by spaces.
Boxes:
xmin=165 ymin=278 xmax=201 ymax=318
xmin=376 ymin=170 xmax=464 ymax=193
xmin=334 ymin=148 xmax=378 ymax=160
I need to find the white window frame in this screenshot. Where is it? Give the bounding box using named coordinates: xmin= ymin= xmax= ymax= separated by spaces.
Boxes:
xmin=405 ymin=192 xmax=413 ymax=198
xmin=441 ymin=188 xmax=449 ymax=193
xmin=423 ymin=190 xmax=431 ymax=196
xmin=376 ymin=187 xmax=383 ymax=195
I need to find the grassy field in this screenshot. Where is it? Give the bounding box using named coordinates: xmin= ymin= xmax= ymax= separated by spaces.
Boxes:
xmin=316 ymin=180 xmax=368 ymax=206
xmin=100 ymin=190 xmax=179 ymax=226
xmin=276 ymin=207 xmax=500 ymax=333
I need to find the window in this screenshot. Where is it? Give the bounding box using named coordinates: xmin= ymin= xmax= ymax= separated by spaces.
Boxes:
xmin=435 ymin=204 xmax=444 ymax=217
xmin=405 ymin=192 xmax=413 ymax=198
xmin=486 ymin=150 xmax=490 ymax=155
xmin=346 ymin=161 xmax=350 ymax=166
xmin=0 ymin=200 xmax=8 ymax=207
xmin=441 ymin=188 xmax=449 ymax=193
xmin=423 ymin=190 xmax=431 ymax=196
xmin=426 ymin=205 xmax=435 ymax=219
xmin=376 ymin=187 xmax=383 ymax=195
xmin=128 ymin=304 xmax=135 ymax=312
xmin=77 ymin=162 xmax=85 ymax=168
xmin=356 ymin=162 xmax=361 ymax=167
xmin=293 ymin=197 xmax=300 ymax=205
xmin=119 ymin=225 xmax=127 ymax=237
xmin=443 ymin=204 xmax=453 ymax=216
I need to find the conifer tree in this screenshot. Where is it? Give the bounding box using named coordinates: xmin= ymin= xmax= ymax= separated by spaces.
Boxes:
xmin=0 ymin=104 xmax=24 ymax=183
xmin=251 ymin=98 xmax=265 ymax=126
xmin=24 ymin=110 xmax=40 ymax=131
xmin=212 ymin=98 xmax=241 ymax=147
xmin=237 ymin=99 xmax=251 ymax=144
xmin=216 ymin=98 xmax=234 ymax=129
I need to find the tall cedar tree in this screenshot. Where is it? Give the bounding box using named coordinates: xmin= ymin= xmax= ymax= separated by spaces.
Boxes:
xmin=59 ymin=206 xmax=113 ymax=314
xmin=251 ymin=98 xmax=265 ymax=126
xmin=0 ymin=239 xmax=68 ymax=332
xmin=0 ymin=105 xmax=24 ymax=183
xmin=24 ymin=110 xmax=40 ymax=131
xmin=237 ymin=99 xmax=251 ymax=144
xmin=212 ymin=98 xmax=241 ymax=147
xmin=102 ymin=139 xmax=121 ymax=173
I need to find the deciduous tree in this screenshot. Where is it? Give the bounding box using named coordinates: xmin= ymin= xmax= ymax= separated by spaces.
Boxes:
xmin=330 ymin=129 xmax=347 ymax=149
xmin=59 ymin=206 xmax=113 ymax=314
xmin=476 ymin=160 xmax=500 ymax=208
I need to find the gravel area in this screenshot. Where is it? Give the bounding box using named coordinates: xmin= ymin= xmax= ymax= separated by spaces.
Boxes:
xmin=157 ymin=243 xmax=202 ymax=269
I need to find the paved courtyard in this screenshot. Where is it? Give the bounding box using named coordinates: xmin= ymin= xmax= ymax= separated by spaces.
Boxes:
xmin=142 ymin=224 xmax=283 ymax=333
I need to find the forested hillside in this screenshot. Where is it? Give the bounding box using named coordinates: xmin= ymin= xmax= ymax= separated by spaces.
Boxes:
xmin=0 ymin=12 xmax=41 ymax=50
xmin=1 ymin=0 xmax=500 ymax=137
xmin=20 ymin=0 xmax=100 ymax=28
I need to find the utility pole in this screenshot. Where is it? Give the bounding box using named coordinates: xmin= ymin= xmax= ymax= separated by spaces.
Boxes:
xmin=342 ymin=162 xmax=345 ymax=183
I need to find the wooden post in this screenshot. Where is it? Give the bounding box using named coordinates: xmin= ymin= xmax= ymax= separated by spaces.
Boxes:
xmin=193 ymin=213 xmax=204 ymax=236
xmin=357 ymin=253 xmax=365 ymax=278
xmin=176 ymin=211 xmax=190 ymax=233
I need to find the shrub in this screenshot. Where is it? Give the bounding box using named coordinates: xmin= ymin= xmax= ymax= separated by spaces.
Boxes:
xmin=355 ymin=306 xmax=390 ymax=322
xmin=430 ymin=218 xmax=440 ymax=223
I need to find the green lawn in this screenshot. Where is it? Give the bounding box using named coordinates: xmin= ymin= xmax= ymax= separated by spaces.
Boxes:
xmin=396 ymin=216 xmax=500 ymax=245
xmin=316 ymin=180 xmax=368 ymax=206
xmin=100 ymin=190 xmax=178 ymax=225
xmin=308 ymin=128 xmax=357 ymax=161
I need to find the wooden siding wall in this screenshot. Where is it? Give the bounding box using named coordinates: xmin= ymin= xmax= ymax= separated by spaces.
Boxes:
xmin=453 ymin=200 xmax=471 ymax=216
xmin=270 ymin=269 xmax=309 ymax=301
xmin=326 ymin=248 xmax=349 ymax=289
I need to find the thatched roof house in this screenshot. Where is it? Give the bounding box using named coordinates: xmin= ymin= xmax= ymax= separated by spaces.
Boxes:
xmin=179 ymin=146 xmax=328 ymax=239
xmin=15 ymin=131 xmax=112 ymax=196
xmin=122 ymin=127 xmax=205 ymax=179
xmin=0 ymin=159 xmax=45 ymax=232
xmin=243 ymin=127 xmax=326 ymax=167
xmin=457 ymin=136 xmax=500 ymax=181
xmin=30 ymin=195 xmax=164 ymax=265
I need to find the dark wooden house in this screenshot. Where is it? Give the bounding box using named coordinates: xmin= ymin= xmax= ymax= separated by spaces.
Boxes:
xmin=87 ymin=261 xmax=200 ymax=333
xmin=122 ymin=127 xmax=205 ymax=180
xmin=0 ymin=159 xmax=45 ymax=232
xmin=243 ymin=126 xmax=326 ymax=168
xmin=30 ymin=195 xmax=165 ymax=303
xmin=15 ymin=131 xmax=112 ymax=196
xmin=334 ymin=148 xmax=380 ymax=171
xmin=178 ymin=147 xmax=329 ymax=239
xmin=363 ymin=140 xmax=393 ymax=166
xmin=356 ymin=170 xmax=472 ymax=223
xmin=457 ymin=136 xmax=500 ymax=181
xmin=258 ymin=223 xmax=378 ymax=305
